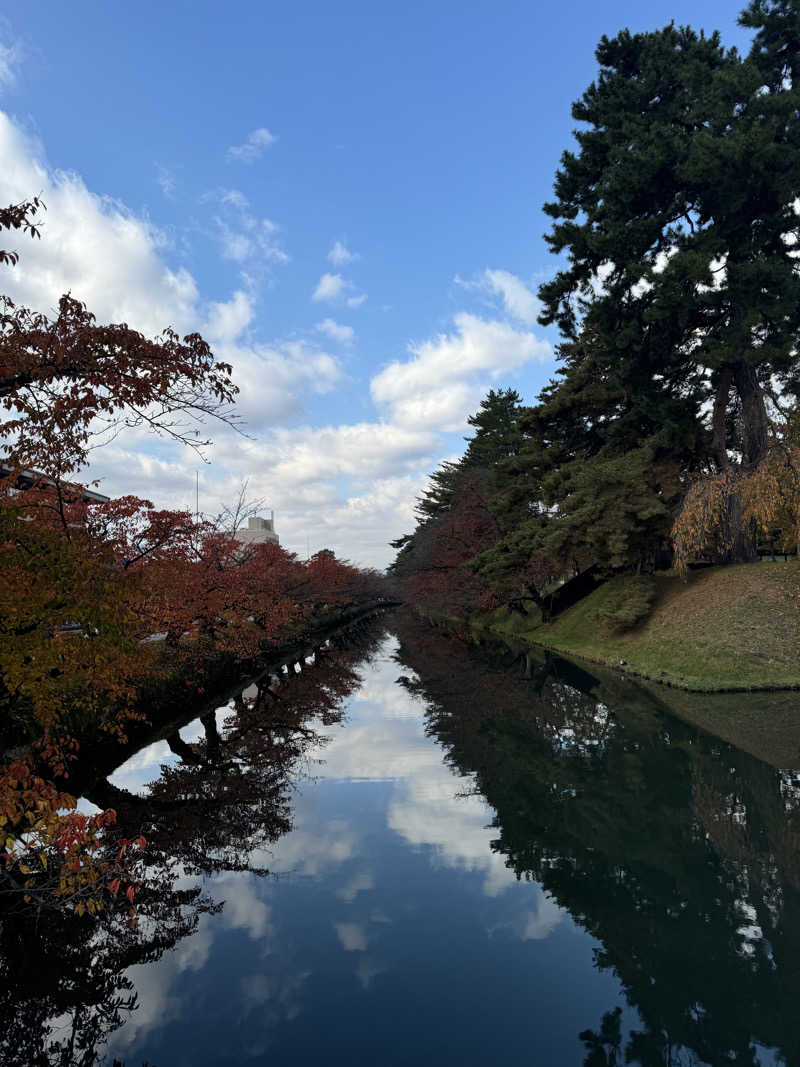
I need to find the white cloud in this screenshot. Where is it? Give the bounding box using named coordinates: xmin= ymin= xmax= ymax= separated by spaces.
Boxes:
xmin=312 ymin=272 xmax=366 ymax=307
xmin=226 ymin=127 xmax=277 ymax=164
xmin=456 ymin=269 xmax=539 ymax=325
xmin=219 ymin=228 xmax=252 ymax=262
xmin=371 ymin=312 xmax=550 ymax=432
xmin=0 ymin=115 xmax=200 ymax=337
xmin=521 ymin=898 xmax=563 ymax=940
xmin=0 ymin=37 xmax=22 ymax=89
xmin=217 ymin=219 xmax=288 ymax=265
xmin=217 ymin=875 xmax=272 ymax=941
xmin=336 ymin=871 xmax=374 ymax=902
xmin=266 ymin=424 xmax=437 ymax=484
xmin=219 ymin=188 xmax=249 ymax=211
xmin=312 ymin=272 xmax=345 ymax=302
xmin=263 ymin=819 xmax=360 ymax=878
xmin=238 ymin=967 xmax=312 ymax=1037
xmin=211 ymin=338 xmax=343 ymax=430
xmin=588 ymin=259 xmax=614 ymax=298
xmin=355 ymin=957 xmax=385 ymax=989
xmin=204 ymin=289 xmax=254 ymax=342
xmin=328 ymin=240 xmax=358 ymax=266
xmin=315 ymin=318 xmax=354 ymax=344
xmin=212 ymin=189 xmax=289 ymax=266
xmin=482 ymin=269 xmax=538 ymax=324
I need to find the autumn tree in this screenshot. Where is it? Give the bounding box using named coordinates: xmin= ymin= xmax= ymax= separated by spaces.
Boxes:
xmin=401 ymin=472 xmax=502 ymax=616
xmin=0 ymin=190 xmax=241 ymax=756
xmin=0 ymin=193 xmax=384 ymax=924
xmin=673 ymin=437 xmax=800 ymax=571
xmin=0 ymin=197 xmax=44 ymax=268
xmin=389 ymin=389 xmax=534 ymax=610
xmin=0 ymin=203 xmax=304 ymax=913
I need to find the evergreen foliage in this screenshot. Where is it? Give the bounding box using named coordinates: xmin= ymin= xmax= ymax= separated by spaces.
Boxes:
xmin=592 ymin=575 xmax=658 ymax=631
xmin=392 ymin=1 xmax=800 ymax=611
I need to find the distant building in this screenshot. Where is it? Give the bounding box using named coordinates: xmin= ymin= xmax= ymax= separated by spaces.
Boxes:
xmin=0 ymin=464 xmax=109 ymax=503
xmin=233 ymin=514 xmax=279 ymax=546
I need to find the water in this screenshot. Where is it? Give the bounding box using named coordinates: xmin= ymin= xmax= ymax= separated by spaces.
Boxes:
xmin=5 ymin=614 xmax=798 ymax=1066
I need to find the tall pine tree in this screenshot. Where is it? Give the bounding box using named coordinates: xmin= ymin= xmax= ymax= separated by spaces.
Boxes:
xmin=539 ymin=9 xmax=800 ymax=473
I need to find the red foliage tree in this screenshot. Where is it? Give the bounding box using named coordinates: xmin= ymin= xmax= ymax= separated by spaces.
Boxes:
xmin=0 ymin=199 xmax=384 ymax=918
xmin=406 ymin=474 xmax=503 ymax=616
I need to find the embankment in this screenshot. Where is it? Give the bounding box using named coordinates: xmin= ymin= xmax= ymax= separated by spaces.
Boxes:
xmin=467 ymin=562 xmax=800 ymax=692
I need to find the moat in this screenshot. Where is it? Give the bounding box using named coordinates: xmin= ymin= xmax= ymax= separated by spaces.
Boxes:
xmin=6 ymin=613 xmax=799 ymax=1066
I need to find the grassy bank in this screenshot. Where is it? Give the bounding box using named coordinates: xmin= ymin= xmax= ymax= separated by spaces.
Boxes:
xmin=477 ymin=561 xmax=800 ymax=692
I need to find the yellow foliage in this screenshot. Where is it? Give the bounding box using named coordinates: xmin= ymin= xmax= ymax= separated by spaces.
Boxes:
xmin=673 ymin=446 xmax=800 ymax=574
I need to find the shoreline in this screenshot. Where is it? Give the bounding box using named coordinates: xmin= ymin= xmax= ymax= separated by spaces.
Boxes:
xmin=411 ymin=608 xmax=800 ymax=768
xmin=415 ymin=561 xmax=800 ymax=693
xmin=0 ymin=600 xmax=398 ymax=775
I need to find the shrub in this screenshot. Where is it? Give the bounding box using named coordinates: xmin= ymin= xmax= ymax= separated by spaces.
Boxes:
xmin=594 ymin=576 xmax=657 ymax=631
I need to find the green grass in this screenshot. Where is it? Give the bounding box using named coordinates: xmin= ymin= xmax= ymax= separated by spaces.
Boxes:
xmin=479 ymin=561 xmax=800 ymax=692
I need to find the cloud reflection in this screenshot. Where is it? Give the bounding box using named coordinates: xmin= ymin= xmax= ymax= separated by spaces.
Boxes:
xmin=308 ymin=638 xmax=563 ymax=912
xmin=108 ymin=632 xmax=565 ymax=1061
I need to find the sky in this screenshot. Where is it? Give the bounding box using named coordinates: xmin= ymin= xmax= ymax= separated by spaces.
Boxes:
xmin=0 ymin=1 xmax=751 ymax=568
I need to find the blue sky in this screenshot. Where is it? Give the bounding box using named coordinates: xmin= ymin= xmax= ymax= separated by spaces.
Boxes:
xmin=1 ymin=1 xmax=751 ymax=566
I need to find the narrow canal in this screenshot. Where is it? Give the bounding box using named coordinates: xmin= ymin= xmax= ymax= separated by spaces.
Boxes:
xmin=6 ymin=613 xmax=799 ymax=1065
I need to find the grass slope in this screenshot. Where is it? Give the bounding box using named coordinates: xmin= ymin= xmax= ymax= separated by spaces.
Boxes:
xmin=483 ymin=561 xmax=800 ymax=691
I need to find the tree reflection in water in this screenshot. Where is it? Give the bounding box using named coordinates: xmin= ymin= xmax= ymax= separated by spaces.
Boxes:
xmin=0 ymin=622 xmax=387 ymax=1067
xmin=392 ymin=612 xmax=800 ymax=1067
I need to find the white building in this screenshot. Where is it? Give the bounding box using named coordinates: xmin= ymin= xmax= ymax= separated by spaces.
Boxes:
xmin=234 ymin=514 xmax=279 ymax=546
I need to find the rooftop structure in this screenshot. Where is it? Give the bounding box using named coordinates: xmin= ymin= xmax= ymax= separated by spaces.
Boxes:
xmin=0 ymin=464 xmax=110 ymax=503
xmin=233 ymin=514 xmax=279 ymax=546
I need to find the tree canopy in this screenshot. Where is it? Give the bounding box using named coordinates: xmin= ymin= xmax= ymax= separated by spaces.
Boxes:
xmin=0 ymin=197 xmax=385 ymax=923
xmin=393 ymin=0 xmax=800 ymax=610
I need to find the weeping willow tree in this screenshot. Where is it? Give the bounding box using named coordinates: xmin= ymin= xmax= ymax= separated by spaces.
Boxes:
xmin=673 ymin=442 xmax=800 ymax=572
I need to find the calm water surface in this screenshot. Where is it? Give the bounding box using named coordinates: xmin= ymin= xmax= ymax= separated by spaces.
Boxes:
xmin=8 ymin=616 xmax=799 ymax=1065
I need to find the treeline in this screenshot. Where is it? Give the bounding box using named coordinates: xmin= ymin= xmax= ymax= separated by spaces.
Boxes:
xmin=391 ymin=0 xmax=800 ymax=617
xmin=0 ymin=199 xmax=384 ymax=918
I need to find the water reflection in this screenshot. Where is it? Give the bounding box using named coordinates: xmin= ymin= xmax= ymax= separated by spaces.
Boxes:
xmin=4 ymin=613 xmax=799 ymax=1065
xmin=0 ymin=624 xmax=386 ymax=1067
xmin=393 ymin=613 xmax=798 ymax=1065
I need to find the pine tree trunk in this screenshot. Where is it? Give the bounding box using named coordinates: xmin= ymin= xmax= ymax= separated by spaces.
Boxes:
xmin=711 ymin=367 xmax=733 ymax=470
xmin=734 ymin=362 xmax=769 ymax=470
xmin=716 ymin=363 xmax=767 ymax=564
xmin=525 ymin=583 xmax=551 ymax=623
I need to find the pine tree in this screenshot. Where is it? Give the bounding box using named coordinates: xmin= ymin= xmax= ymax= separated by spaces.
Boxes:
xmin=479 ymin=324 xmax=704 ymax=581
xmin=462 ymin=388 xmax=525 ymax=469
xmin=538 ymin=11 xmax=800 ymax=474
